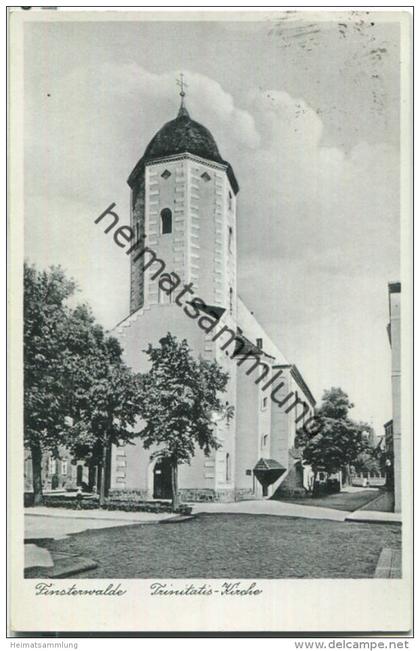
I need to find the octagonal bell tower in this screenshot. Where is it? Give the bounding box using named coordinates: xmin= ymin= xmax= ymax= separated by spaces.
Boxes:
xmin=127 ymin=86 xmax=239 ymax=319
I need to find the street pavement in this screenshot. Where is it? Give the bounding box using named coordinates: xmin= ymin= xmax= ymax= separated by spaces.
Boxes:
xmin=24 ymin=508 xmax=175 ymax=570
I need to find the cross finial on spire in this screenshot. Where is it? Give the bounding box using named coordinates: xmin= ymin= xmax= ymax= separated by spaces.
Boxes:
xmin=176 ymin=72 xmax=190 ymax=118
xmin=176 ymin=72 xmax=188 ymax=98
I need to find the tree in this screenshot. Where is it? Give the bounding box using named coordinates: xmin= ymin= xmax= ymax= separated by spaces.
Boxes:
xmin=317 ymin=387 xmax=354 ymax=420
xmin=138 ymin=333 xmax=232 ymax=510
xmin=24 ymin=263 xmax=142 ymax=507
xmin=65 ymin=351 xmax=142 ymax=505
xmin=24 ymin=263 xmax=77 ymax=504
xmin=296 ymin=387 xmax=368 ymax=493
xmin=52 ymin=302 xmax=141 ymax=505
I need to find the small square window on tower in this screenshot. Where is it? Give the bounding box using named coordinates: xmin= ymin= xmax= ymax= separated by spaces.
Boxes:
xmin=201 ymin=171 xmax=211 ymax=182
xmin=161 ymin=169 xmax=171 ymax=180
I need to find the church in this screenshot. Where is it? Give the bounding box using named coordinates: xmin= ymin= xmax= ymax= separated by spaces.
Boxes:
xmin=106 ymin=83 xmax=317 ymax=502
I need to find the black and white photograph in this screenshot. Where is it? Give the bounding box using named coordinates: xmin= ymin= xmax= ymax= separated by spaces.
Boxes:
xmin=8 ymin=7 xmax=412 ymax=635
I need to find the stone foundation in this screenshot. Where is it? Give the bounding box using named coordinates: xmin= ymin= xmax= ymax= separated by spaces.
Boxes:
xmin=276 ymin=487 xmax=307 ymax=497
xmin=215 ymin=489 xmax=236 ymax=502
xmin=110 ymin=487 xmax=257 ymax=503
xmin=178 ymin=488 xmax=216 ymax=502
xmin=234 ymin=488 xmax=255 ymax=501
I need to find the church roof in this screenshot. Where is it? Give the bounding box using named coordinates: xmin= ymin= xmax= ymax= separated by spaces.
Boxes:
xmin=236 ymin=296 xmax=290 ymax=365
xmin=128 ymin=102 xmax=239 ymax=194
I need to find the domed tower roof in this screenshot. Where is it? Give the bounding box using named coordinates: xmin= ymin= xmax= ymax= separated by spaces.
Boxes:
xmin=143 ymin=104 xmax=224 ymax=164
xmin=128 ymin=99 xmax=239 ymax=194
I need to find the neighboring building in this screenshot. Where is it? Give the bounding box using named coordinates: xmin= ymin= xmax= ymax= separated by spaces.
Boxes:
xmin=384 ymin=419 xmax=394 ymax=453
xmin=387 ymin=282 xmax=401 ymax=512
xmin=24 ymin=447 xmax=89 ymax=493
xmin=103 ymin=91 xmax=316 ymax=502
xmin=382 ymin=419 xmax=394 ymax=488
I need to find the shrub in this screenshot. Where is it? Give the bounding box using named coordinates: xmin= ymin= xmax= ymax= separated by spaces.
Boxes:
xmin=39 ymin=493 xmax=191 ymax=514
xmin=174 ymin=505 xmax=193 ymax=516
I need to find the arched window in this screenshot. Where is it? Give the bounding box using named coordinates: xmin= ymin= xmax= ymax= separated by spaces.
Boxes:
xmin=226 ymin=453 xmax=231 ymax=482
xmin=160 ymin=208 xmax=172 ymax=235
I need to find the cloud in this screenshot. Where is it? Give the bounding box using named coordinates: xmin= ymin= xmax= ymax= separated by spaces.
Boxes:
xmin=235 ymin=87 xmax=399 ymax=276
xmin=24 ymin=65 xmax=399 ymax=431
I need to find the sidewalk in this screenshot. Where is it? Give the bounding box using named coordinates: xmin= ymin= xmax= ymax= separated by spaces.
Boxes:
xmin=190 ymin=494 xmax=401 ymax=524
xmin=190 ymin=499 xmax=348 ymax=521
xmin=26 ymin=505 xmax=174 ymax=522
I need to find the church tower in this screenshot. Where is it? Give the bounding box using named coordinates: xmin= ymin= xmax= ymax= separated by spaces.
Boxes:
xmin=127 ymin=77 xmax=239 ymax=318
xmin=112 ymin=79 xmax=241 ymax=501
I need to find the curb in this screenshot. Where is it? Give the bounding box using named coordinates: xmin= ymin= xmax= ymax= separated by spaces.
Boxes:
xmin=158 ymin=513 xmax=196 ymax=523
xmin=25 ymin=552 xmax=98 ymax=579
xmin=25 ymin=509 xmax=173 ymax=524
xmin=353 ymin=490 xmax=394 ymax=513
xmin=374 ymin=548 xmax=402 ymax=578
xmin=345 ymin=511 xmax=401 ymax=525
xmin=346 ymin=516 xmax=401 ymax=525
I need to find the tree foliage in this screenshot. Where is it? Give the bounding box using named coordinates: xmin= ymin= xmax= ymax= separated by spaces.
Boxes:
xmin=24 ymin=262 xmax=141 ymax=505
xmin=138 ymin=333 xmax=232 ymax=508
xmin=62 ymin=306 xmax=139 ymax=457
xmin=24 ymin=263 xmax=76 ymax=454
xmin=296 ymin=387 xmax=368 ymax=481
xmin=317 ymin=387 xmax=354 ymax=420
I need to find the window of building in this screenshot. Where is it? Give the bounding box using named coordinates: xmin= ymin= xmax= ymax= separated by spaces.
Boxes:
xmin=226 ymin=453 xmax=231 ymax=482
xmin=229 ymin=287 xmax=233 ymax=315
xmin=161 ymin=169 xmax=171 ymax=179
xmin=160 ymin=208 xmax=172 ymax=235
xmin=228 ymin=226 xmax=233 ymax=253
xmin=256 ymin=337 xmax=263 ymax=350
xmin=261 ymin=396 xmax=268 ymax=410
xmin=201 ymin=171 xmax=211 ymax=182
xmin=228 ymin=191 xmax=233 ymax=211
xmin=48 ymin=457 xmax=56 ymax=475
xmin=61 ymin=460 xmax=68 ymax=475
xmin=261 ymin=434 xmax=268 ymax=450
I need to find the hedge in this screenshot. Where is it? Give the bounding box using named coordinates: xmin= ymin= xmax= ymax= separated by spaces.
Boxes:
xmin=38 ymin=495 xmax=192 ymax=515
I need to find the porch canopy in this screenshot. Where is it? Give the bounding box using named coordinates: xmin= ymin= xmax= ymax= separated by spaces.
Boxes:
xmin=253 ymin=458 xmax=286 ymax=488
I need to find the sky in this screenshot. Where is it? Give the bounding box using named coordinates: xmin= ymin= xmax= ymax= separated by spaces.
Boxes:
xmin=23 ymin=11 xmax=402 ymax=435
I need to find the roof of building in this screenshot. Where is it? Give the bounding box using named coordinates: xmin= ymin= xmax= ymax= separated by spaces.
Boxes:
xmin=128 ymin=101 xmax=239 ymax=194
xmin=254 ymin=458 xmax=286 ymax=471
xmin=273 ymin=364 xmax=317 ymax=407
xmin=236 ymin=296 xmax=289 ymax=365
xmin=236 ymin=296 xmax=316 ymax=405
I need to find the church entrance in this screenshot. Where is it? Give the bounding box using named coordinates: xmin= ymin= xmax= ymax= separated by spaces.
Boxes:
xmin=153 ymin=458 xmax=173 ymax=500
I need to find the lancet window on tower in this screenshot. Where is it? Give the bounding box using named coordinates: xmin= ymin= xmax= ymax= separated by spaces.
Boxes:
xmin=160 ymin=208 xmax=172 ymax=235
xmin=226 ymin=453 xmax=231 ymax=482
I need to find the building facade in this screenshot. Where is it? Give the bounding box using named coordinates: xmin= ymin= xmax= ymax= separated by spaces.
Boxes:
xmin=105 ymin=94 xmax=316 ymax=502
xmin=387 ymin=281 xmax=401 ymax=512
xmin=24 ymin=447 xmax=89 ymax=493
